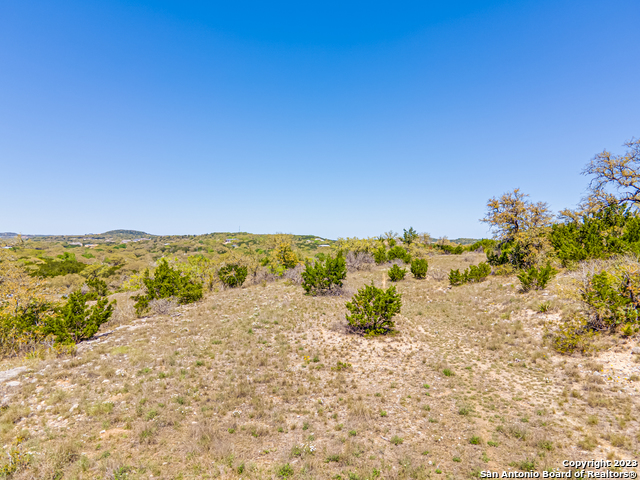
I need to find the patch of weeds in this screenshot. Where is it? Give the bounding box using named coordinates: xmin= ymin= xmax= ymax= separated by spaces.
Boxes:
xmin=458 ymin=404 xmax=473 ymax=416
xmin=349 ymin=430 xmax=357 ymax=436
xmin=443 ymin=369 xmax=454 ymax=377
xmin=518 ymin=458 xmax=536 ymax=471
xmin=379 ymin=410 xmax=387 ymax=417
xmin=277 ymin=463 xmax=294 ymax=478
xmin=453 ymin=456 xmax=461 ymax=462
xmin=578 ymin=434 xmax=598 ymax=451
xmin=325 ymin=454 xmax=341 ymax=463
xmin=487 ymin=441 xmax=498 ymax=447
xmin=469 ymin=436 xmax=482 ymax=445
xmin=538 ymin=440 xmax=553 ymax=451
xmin=333 ymin=361 xmax=352 ymax=371
xmin=390 ymin=435 xmax=403 ymax=445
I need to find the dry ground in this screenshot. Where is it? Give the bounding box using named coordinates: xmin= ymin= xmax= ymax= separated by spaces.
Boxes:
xmin=0 ymin=253 xmax=639 ymax=479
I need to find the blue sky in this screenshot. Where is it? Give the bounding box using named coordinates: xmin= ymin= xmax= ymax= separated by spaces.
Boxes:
xmin=1 ymin=0 xmax=639 ymax=239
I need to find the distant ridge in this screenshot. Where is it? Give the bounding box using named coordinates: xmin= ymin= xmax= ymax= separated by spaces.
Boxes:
xmin=0 ymin=232 xmax=19 ymax=238
xmin=102 ymin=230 xmax=154 ymax=236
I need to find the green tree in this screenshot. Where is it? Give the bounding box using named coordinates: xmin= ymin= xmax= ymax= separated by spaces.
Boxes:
xmin=481 ymin=189 xmax=553 ymax=268
xmin=402 ymin=227 xmax=419 ymax=245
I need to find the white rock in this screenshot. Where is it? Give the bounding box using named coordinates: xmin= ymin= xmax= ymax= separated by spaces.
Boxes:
xmin=6 ymin=381 xmax=20 ymax=387
xmin=69 ymin=404 xmax=79 ymax=413
xmin=0 ymin=367 xmax=27 ymax=383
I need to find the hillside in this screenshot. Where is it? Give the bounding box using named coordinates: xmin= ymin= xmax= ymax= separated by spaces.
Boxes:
xmin=0 ymin=251 xmax=638 ymax=479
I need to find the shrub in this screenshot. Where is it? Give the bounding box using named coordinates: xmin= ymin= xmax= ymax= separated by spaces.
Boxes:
xmin=345 ymin=283 xmax=402 ymax=336
xmin=272 ymin=242 xmax=298 ymax=269
xmin=83 ymin=277 xmax=108 ymax=300
xmin=449 ymin=269 xmax=465 ymax=286
xmin=517 ymin=263 xmax=557 ymax=292
xmin=449 ymin=263 xmax=491 ymax=286
xmin=552 ymin=313 xmax=597 ymax=354
xmin=218 ymin=264 xmax=248 ymax=288
xmin=133 ymin=259 xmax=203 ymax=315
xmin=387 ymin=264 xmax=406 ymax=282
xmin=551 ymin=205 xmax=640 ymax=266
xmin=410 ymin=259 xmax=429 ymax=279
xmin=466 ymin=263 xmax=491 ymax=282
xmin=387 ymin=246 xmax=411 ymax=263
xmin=301 ymin=254 xmax=347 ymax=295
xmin=580 ymin=267 xmax=640 ymax=331
xmin=47 ymin=290 xmax=115 ymax=344
xmin=373 ymin=247 xmax=387 ymax=264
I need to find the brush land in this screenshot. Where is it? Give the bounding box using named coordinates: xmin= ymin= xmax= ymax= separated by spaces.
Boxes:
xmin=0 ymin=227 xmax=639 ymax=480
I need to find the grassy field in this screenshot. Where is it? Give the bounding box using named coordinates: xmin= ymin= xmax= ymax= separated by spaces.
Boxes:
xmin=0 ymin=252 xmax=639 ymax=479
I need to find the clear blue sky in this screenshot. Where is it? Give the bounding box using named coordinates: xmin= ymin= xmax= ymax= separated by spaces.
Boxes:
xmin=1 ymin=1 xmax=639 ymax=239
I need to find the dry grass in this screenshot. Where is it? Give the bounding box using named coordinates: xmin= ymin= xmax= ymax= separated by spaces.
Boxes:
xmin=0 ymin=252 xmax=638 ymax=478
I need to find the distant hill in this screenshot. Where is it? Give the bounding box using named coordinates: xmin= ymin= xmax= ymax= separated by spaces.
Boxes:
xmin=102 ymin=230 xmax=154 ymax=237
xmin=0 ymin=232 xmax=18 ymax=238
xmin=450 ymin=238 xmax=483 ymax=245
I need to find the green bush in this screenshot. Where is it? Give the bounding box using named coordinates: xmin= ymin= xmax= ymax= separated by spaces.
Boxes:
xmin=581 ymin=269 xmax=639 ymax=331
xmin=438 ymin=244 xmax=464 ymax=255
xmin=133 ymin=259 xmax=203 ymax=315
xmin=387 ymin=246 xmax=411 ymax=263
xmin=410 ymin=259 xmax=429 ymax=279
xmin=449 ymin=269 xmax=465 ymax=286
xmin=345 ymin=283 xmax=402 ymax=336
xmin=373 ymin=246 xmax=387 ymax=264
xmin=387 ymin=264 xmax=407 ymax=282
xmin=551 ymin=205 xmax=640 ymax=266
xmin=218 ymin=264 xmax=248 ymax=288
xmin=83 ymin=277 xmax=109 ymax=300
xmin=0 ymin=301 xmax=53 ymax=356
xmin=449 ymin=263 xmax=491 ymax=286
xmin=466 ymin=262 xmax=491 ymax=282
xmin=47 ymin=291 xmax=115 ymax=344
xmin=517 ymin=263 xmax=557 ymax=292
xmin=33 ymin=252 xmax=86 ymax=277
xmin=301 ymin=254 xmax=347 ymax=295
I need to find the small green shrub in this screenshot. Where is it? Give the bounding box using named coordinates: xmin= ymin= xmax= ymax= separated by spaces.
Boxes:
xmin=390 ymin=435 xmax=403 ymax=445
xmin=410 ymin=259 xmax=429 ymax=279
xmin=387 ymin=246 xmax=411 ymax=263
xmin=449 ymin=263 xmax=491 ymax=286
xmin=387 ymin=264 xmax=407 ymax=282
xmin=301 ymin=254 xmax=347 ymax=295
xmin=449 ymin=269 xmax=465 ymax=286
xmin=133 ymin=259 xmax=203 ymax=315
xmin=373 ymin=246 xmax=387 ymax=264
xmin=580 ymin=268 xmax=640 ymax=331
xmin=345 ymin=283 xmax=402 ymax=336
xmin=218 ymin=264 xmax=248 ymax=288
xmin=47 ymin=291 xmax=115 ymax=344
xmin=517 ymin=263 xmax=557 ymax=292
xmin=466 ymin=263 xmax=491 ymax=282
xmin=469 ymin=436 xmax=482 ymax=445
